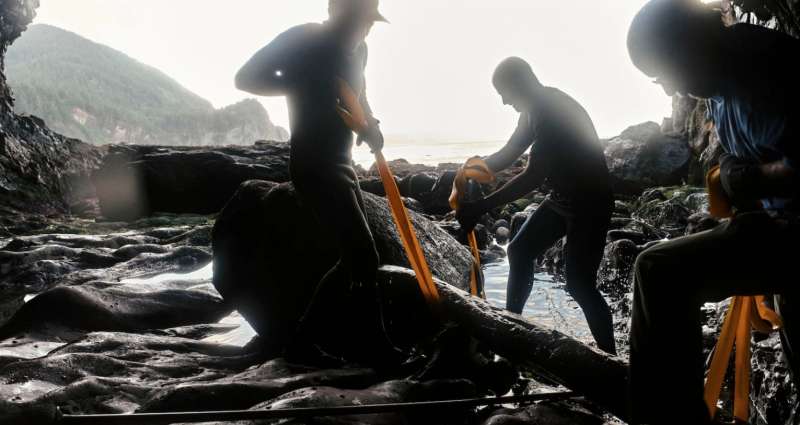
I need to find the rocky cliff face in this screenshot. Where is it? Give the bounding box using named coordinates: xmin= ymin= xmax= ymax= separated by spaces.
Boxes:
xmin=0 ymin=0 xmax=38 ymax=108
xmin=0 ymin=0 xmax=101 ymax=215
xmin=6 ymin=24 xmax=290 ymax=146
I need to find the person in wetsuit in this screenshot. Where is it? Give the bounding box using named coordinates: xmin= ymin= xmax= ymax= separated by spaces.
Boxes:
xmin=457 ymin=57 xmax=617 ymax=355
xmin=627 ymin=1 xmax=800 ymax=423
xmin=235 ymin=0 xmax=387 ymax=342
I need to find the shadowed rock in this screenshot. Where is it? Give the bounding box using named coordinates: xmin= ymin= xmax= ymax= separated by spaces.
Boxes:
xmin=0 ymin=331 xmax=264 ymax=417
xmin=212 ymin=180 xmax=473 ymax=355
xmin=0 ymin=241 xmax=211 ymax=298
xmin=479 ymin=401 xmax=605 ymax=425
xmin=93 ymin=143 xmax=292 ymax=221
xmin=231 ymin=379 xmax=477 ymax=425
xmin=141 ymin=359 xmax=378 ymax=413
xmin=0 ymin=283 xmax=230 ymax=340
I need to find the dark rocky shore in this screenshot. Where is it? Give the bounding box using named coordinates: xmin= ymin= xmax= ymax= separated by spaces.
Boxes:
xmin=0 ymin=1 xmax=797 ymax=424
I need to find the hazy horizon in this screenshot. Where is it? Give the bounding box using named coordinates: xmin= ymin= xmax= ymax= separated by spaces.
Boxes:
xmin=32 ymin=0 xmax=674 ymax=142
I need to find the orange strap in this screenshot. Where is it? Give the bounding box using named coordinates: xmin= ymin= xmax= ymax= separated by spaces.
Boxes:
xmin=706 ymin=165 xmax=734 ymax=219
xmin=336 ymin=79 xmax=440 ymax=306
xmin=703 ymin=165 xmax=784 ymax=421
xmin=704 ymin=296 xmax=783 ymax=421
xmin=375 ymin=152 xmax=441 ymax=305
xmin=449 ymin=157 xmax=495 ymax=298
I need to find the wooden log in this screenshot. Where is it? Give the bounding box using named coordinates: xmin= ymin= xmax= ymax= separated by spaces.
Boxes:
xmin=377 ymin=265 xmax=630 ymax=421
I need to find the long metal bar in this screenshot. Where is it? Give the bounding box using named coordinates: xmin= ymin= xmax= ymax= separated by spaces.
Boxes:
xmin=59 ymin=391 xmax=578 ymax=424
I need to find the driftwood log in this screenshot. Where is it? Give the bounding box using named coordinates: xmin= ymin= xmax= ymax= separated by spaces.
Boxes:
xmin=377 ymin=266 xmax=630 ymax=421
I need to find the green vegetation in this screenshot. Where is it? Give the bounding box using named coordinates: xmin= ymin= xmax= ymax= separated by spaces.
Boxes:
xmin=6 ymin=24 xmax=287 ymax=145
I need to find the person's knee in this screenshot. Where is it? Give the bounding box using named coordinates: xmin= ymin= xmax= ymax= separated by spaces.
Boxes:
xmin=633 ymin=248 xmax=674 ymax=300
xmin=634 ymin=248 xmax=664 ymax=281
xmin=565 ymin=280 xmax=605 ymax=309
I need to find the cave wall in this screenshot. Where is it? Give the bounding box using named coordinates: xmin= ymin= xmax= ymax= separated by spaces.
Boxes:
xmin=0 ymin=0 xmax=102 ymax=216
xmin=0 ymin=0 xmax=39 ymax=112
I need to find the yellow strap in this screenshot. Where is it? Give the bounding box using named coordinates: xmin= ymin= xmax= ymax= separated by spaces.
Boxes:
xmin=702 ymin=160 xmax=787 ymax=420
xmin=706 ymin=165 xmax=734 ymax=219
xmin=705 ymin=296 xmax=743 ymax=418
xmin=449 ymin=157 xmax=496 ymax=298
xmin=375 ymin=151 xmax=441 ymax=305
xmin=704 ymin=296 xmax=783 ymax=421
xmin=752 ymin=295 xmax=784 ymax=333
xmin=336 ymin=79 xmax=440 ymax=306
xmin=733 ymin=298 xmax=752 ymax=422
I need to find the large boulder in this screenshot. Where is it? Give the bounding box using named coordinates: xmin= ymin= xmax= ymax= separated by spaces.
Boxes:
xmin=93 ymin=142 xmax=291 ymax=220
xmin=604 ymin=122 xmax=692 ymax=195
xmin=0 ymin=116 xmax=100 ymax=214
xmin=212 ymin=180 xmax=473 ymax=355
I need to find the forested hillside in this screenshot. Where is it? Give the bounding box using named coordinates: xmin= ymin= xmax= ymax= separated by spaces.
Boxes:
xmin=6 ymin=24 xmax=288 ymax=145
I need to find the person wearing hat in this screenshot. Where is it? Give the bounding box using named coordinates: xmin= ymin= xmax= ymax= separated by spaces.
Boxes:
xmin=235 ymin=0 xmax=388 ymax=351
xmin=627 ymin=0 xmax=799 ymax=422
xmin=457 ymin=57 xmax=617 ymax=355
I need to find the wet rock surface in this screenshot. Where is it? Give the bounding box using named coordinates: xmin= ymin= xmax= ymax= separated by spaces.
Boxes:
xmin=0 ymin=182 xmax=796 ymax=425
xmin=0 ymin=214 xmax=476 ymax=424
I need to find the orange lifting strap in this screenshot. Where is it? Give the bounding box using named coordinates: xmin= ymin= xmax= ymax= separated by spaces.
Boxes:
xmin=337 ymin=79 xmax=440 ymax=305
xmin=703 ymin=166 xmax=784 ymax=422
xmin=449 ymin=157 xmax=496 ymax=298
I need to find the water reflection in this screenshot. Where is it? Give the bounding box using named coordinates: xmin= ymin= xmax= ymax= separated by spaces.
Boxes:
xmin=124 ymin=254 xmax=593 ymax=347
xmin=483 ymin=255 xmax=593 ymax=344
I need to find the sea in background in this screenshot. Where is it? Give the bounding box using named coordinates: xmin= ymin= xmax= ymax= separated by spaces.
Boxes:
xmin=351 ymin=137 xmax=507 ymax=168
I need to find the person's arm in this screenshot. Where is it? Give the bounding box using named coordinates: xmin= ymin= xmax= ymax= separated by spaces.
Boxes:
xmin=235 ymin=27 xmax=315 ymax=96
xmin=358 ymin=44 xmax=375 ymax=118
xmin=476 ymin=154 xmax=548 ymax=212
xmin=484 ymin=114 xmax=535 ymax=173
xmin=720 ymin=154 xmax=798 ymax=206
xmin=355 ymin=43 xmax=384 ymax=152
xmin=457 ymin=136 xmax=551 ymax=231
xmin=720 ymin=113 xmax=800 ymax=204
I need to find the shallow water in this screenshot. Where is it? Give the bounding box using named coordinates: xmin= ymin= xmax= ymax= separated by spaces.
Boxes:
xmin=125 ymin=256 xmax=593 ymax=347
xmin=483 ymin=254 xmax=593 ymax=344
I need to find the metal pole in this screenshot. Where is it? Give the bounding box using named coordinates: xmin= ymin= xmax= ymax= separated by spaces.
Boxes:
xmin=58 ymin=391 xmax=577 ymax=425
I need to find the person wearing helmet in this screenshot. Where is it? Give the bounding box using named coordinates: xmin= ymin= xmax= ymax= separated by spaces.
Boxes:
xmin=235 ymin=0 xmax=387 ymax=351
xmin=457 ymin=57 xmax=617 ymax=355
xmin=627 ymin=0 xmax=799 ymax=423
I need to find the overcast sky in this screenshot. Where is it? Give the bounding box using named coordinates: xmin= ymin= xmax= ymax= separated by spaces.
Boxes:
xmin=33 ymin=0 xmax=673 ymax=141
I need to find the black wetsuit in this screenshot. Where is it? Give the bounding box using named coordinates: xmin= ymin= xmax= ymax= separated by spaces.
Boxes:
xmin=489 ymin=87 xmax=615 ymax=354
xmin=236 ymin=23 xmax=380 ymax=329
